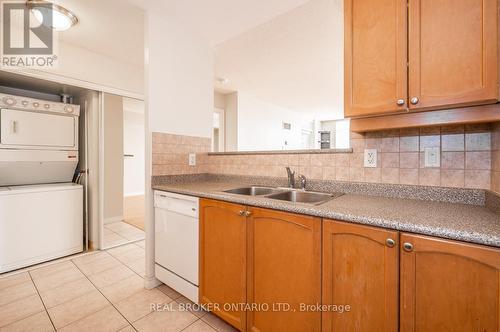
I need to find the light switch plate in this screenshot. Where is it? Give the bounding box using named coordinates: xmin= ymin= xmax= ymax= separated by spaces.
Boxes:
xmin=188 ymin=153 xmax=196 ymax=166
xmin=424 ymin=147 xmax=440 ymax=167
xmin=364 ymin=149 xmax=377 ymax=168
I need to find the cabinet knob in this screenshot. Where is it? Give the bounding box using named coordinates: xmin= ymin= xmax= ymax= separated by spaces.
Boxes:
xmin=396 ymin=99 xmax=405 ymax=106
xmin=238 ymin=210 xmax=245 ymax=216
xmin=410 ymin=97 xmax=419 ymax=105
xmin=403 ymin=242 xmax=414 ymax=252
xmin=244 ymin=211 xmax=252 ymax=217
xmin=386 ymin=238 xmax=396 ymax=248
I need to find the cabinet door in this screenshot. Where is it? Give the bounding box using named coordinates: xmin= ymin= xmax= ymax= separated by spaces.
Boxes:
xmin=408 ymin=0 xmax=498 ymax=110
xmin=344 ymin=0 xmax=407 ymax=117
xmin=322 ymin=220 xmax=398 ymax=332
xmin=400 ymin=233 xmax=500 ymax=332
xmin=246 ymin=208 xmax=321 ymax=332
xmin=199 ymin=199 xmax=247 ymax=331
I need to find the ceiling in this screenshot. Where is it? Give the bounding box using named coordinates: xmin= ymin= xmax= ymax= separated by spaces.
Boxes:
xmin=54 ymin=0 xmax=145 ymax=67
xmin=125 ymin=0 xmax=309 ymax=46
xmin=215 ymin=0 xmax=344 ymax=118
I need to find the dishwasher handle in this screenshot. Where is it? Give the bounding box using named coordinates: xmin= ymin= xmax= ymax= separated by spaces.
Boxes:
xmin=154 ymin=191 xmax=199 ymax=218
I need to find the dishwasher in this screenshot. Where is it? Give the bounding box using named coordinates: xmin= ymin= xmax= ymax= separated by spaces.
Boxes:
xmin=154 ymin=190 xmax=199 ymax=303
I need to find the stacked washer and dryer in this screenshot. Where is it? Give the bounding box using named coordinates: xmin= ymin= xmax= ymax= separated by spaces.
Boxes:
xmin=0 ymin=92 xmax=83 ymax=273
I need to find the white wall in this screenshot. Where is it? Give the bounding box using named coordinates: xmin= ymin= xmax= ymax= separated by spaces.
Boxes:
xmin=103 ymin=93 xmax=124 ymax=222
xmin=147 ymin=12 xmax=213 ymax=137
xmin=124 ymin=109 xmax=145 ymax=196
xmin=5 ymin=41 xmax=144 ymax=98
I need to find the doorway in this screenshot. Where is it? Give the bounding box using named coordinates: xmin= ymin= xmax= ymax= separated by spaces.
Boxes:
xmin=101 ymin=93 xmax=145 ymax=249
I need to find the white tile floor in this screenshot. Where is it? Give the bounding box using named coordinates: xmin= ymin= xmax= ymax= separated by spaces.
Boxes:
xmin=0 ymin=241 xmax=237 ymax=332
xmin=103 ymin=221 xmax=146 ymax=249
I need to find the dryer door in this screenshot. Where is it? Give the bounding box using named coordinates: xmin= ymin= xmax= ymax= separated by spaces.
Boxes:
xmin=0 ymin=108 xmax=77 ymax=150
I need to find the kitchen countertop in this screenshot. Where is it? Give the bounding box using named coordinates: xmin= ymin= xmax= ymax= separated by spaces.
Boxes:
xmin=153 ymin=179 xmax=500 ymax=248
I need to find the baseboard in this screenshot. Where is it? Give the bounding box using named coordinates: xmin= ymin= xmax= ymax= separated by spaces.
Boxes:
xmin=104 ymin=216 xmax=123 ymax=224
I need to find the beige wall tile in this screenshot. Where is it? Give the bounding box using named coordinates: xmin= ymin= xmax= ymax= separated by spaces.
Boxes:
xmin=440 ymin=170 xmax=465 ymax=188
xmin=335 ymin=154 xmax=350 ymax=167
xmin=400 ymin=152 xmax=419 ymax=169
xmin=419 ymin=169 xmax=441 ymax=186
xmin=400 ymin=169 xmax=419 ymax=185
xmin=465 ymin=151 xmax=491 ymax=170
xmin=381 ymin=153 xmax=399 ymax=168
xmin=322 ymin=167 xmax=336 ymax=180
xmin=381 ymin=168 xmax=400 ymax=184
xmin=381 ymin=137 xmax=399 ymax=152
xmin=465 ymin=133 xmax=491 ymax=151
xmin=399 ymin=136 xmax=419 ymax=152
xmin=441 ymin=152 xmax=465 ymax=170
xmin=419 ymin=135 xmax=440 ymax=151
xmin=464 ymin=170 xmax=491 ymax=189
xmin=442 ymin=134 xmax=464 ymax=152
xmin=364 ymin=168 xmax=381 ymax=183
xmin=336 ymin=167 xmax=349 ymax=181
xmin=349 ymin=168 xmax=365 ymax=182
xmin=349 ymin=153 xmax=364 ymax=168
xmin=492 ymin=171 xmax=500 ymax=193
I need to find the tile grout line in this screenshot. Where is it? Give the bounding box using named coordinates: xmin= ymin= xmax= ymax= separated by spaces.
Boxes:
xmin=27 ymin=270 xmax=57 ymax=332
xmin=71 ymin=258 xmax=139 ymax=332
xmin=106 ymin=248 xmax=146 ymax=279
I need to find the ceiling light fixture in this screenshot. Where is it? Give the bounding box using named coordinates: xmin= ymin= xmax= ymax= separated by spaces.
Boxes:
xmin=27 ymin=0 xmax=78 ymax=31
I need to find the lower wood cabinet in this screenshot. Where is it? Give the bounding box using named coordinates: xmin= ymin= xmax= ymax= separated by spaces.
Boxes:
xmin=400 ymin=233 xmax=500 ymax=332
xmin=199 ymin=199 xmax=247 ymax=331
xmin=199 ymin=199 xmax=500 ymax=332
xmin=246 ymin=207 xmax=321 ymax=332
xmin=322 ymin=219 xmax=399 ymax=332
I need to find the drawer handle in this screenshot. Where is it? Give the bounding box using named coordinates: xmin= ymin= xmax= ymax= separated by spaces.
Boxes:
xmin=386 ymin=238 xmax=395 ymax=248
xmin=403 ymin=242 xmax=414 ymax=252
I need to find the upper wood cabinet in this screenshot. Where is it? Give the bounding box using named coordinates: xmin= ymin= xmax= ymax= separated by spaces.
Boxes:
xmin=346 ymin=0 xmax=499 ymax=119
xmin=400 ymin=233 xmax=500 ymax=332
xmin=344 ymin=0 xmax=408 ymax=117
xmin=199 ymin=199 xmax=247 ymax=331
xmin=246 ymin=207 xmax=321 ymax=332
xmin=408 ymin=0 xmax=499 ymax=110
xmin=322 ymin=219 xmax=399 ymax=332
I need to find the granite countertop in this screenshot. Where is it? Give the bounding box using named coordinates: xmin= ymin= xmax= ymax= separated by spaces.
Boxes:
xmin=153 ymin=179 xmax=500 ymax=248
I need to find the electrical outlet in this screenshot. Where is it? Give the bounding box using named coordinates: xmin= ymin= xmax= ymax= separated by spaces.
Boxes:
xmin=424 ymin=147 xmax=440 ymax=167
xmin=364 ymin=149 xmax=377 ymax=168
xmin=188 ymin=153 xmax=196 ymax=166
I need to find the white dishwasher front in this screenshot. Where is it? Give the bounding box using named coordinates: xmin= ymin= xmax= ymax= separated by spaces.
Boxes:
xmin=154 ymin=191 xmax=199 ymax=302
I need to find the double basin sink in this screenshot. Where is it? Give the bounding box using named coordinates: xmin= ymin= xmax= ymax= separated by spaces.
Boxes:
xmin=223 ymin=186 xmax=343 ymax=205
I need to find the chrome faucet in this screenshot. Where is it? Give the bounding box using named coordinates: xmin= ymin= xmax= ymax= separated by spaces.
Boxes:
xmin=297 ymin=174 xmax=307 ymax=190
xmin=285 ymin=167 xmax=295 ymax=188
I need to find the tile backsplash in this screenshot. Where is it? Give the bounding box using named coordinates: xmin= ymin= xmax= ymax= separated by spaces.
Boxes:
xmin=152 ymin=123 xmax=498 ymax=191
xmin=152 ymin=132 xmax=210 ymax=176
xmin=492 ymin=123 xmax=500 ymax=193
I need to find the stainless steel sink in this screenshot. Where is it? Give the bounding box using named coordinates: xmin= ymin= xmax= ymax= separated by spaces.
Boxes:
xmin=266 ymin=190 xmax=341 ymax=205
xmin=223 ymin=186 xmax=279 ymax=196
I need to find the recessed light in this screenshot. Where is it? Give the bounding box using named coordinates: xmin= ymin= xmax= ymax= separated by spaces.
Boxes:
xmin=27 ymin=0 xmax=78 ymax=31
